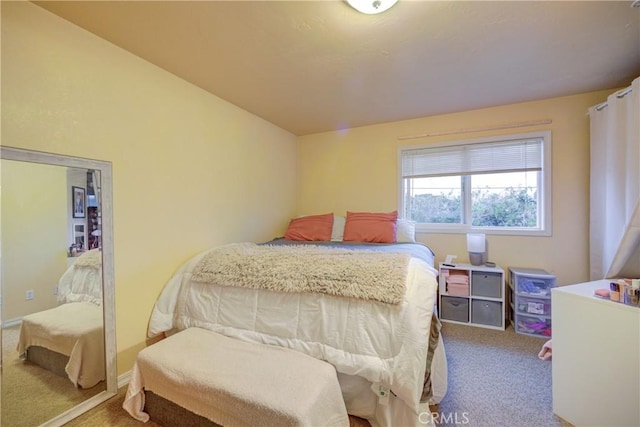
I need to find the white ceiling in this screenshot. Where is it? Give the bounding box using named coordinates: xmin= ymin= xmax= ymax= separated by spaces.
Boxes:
xmin=34 ymin=0 xmax=640 ymax=136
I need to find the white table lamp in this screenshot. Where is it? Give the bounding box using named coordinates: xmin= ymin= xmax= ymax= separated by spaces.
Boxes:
xmin=467 ymin=233 xmax=486 ymax=266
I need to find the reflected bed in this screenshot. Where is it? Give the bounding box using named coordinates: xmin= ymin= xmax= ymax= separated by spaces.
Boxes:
xmin=17 ymin=249 xmax=104 ymax=389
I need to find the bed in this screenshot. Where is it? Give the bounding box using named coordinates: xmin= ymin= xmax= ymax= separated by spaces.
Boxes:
xmin=132 ymin=210 xmax=447 ymax=427
xmin=17 ymin=249 xmax=105 ymax=389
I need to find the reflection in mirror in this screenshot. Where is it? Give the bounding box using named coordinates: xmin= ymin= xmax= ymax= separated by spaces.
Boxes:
xmin=0 ymin=147 xmax=116 ymax=427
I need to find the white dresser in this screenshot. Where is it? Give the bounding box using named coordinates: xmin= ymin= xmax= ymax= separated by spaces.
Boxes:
xmin=552 ymin=280 xmax=640 ymax=427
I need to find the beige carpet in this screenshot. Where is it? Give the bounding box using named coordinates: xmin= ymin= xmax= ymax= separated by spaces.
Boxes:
xmin=1 ymin=325 xmax=104 ymax=427
xmin=65 ymin=386 xmax=370 ymax=427
xmin=68 ymin=393 xmax=422 ymax=427
xmin=64 ymin=387 xmax=161 ymax=427
xmin=437 ymin=323 xmax=573 ymax=427
xmin=6 ymin=323 xmax=574 ymax=427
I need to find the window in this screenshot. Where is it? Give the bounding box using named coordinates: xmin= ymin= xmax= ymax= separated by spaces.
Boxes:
xmin=399 ymin=131 xmax=551 ymax=236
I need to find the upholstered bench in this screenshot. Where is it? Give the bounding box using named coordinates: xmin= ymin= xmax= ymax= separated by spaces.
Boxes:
xmin=123 ymin=327 xmax=349 ymax=427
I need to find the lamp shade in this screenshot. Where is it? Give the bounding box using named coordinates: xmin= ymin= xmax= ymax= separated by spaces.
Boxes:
xmin=346 ymin=0 xmax=398 ymax=14
xmin=466 ymin=233 xmax=486 ymax=253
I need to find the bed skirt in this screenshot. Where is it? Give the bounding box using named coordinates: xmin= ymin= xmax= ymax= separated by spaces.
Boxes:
xmin=145 ymin=391 xmax=220 ymax=427
xmin=142 ymin=384 xmax=435 ymax=427
xmin=26 ymin=346 xmax=69 ymax=378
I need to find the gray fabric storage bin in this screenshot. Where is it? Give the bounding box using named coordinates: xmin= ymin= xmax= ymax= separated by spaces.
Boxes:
xmin=471 ymin=299 xmax=502 ymax=327
xmin=441 ymin=296 xmax=469 ymax=323
xmin=471 ymin=271 xmax=502 ymax=298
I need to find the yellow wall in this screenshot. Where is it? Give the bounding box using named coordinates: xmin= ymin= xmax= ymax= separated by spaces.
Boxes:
xmin=1 ymin=160 xmax=68 ymax=320
xmin=297 ymin=91 xmax=612 ymax=286
xmin=1 ymin=2 xmax=297 ymax=372
xmin=0 ymin=0 xmax=618 ymax=377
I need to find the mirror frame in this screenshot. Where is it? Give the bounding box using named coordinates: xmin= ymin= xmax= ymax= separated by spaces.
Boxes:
xmin=0 ymin=146 xmax=117 ymax=426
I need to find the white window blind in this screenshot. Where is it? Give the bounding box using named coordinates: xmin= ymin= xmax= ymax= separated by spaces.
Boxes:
xmin=401 ymin=138 xmax=544 ymax=178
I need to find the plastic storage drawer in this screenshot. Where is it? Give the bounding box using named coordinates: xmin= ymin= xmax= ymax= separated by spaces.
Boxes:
xmin=471 ymin=299 xmax=502 ymax=327
xmin=516 ymin=315 xmax=551 ymax=336
xmin=471 ymin=271 xmax=502 ymax=298
xmin=441 ymin=296 xmax=469 ymax=323
xmin=516 ymin=276 xmax=554 ymax=297
xmin=517 ymin=297 xmax=551 ymax=316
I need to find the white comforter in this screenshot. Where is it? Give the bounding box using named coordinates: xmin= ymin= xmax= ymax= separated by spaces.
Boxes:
xmin=148 ymin=243 xmax=440 ymax=423
xmin=58 ymin=249 xmax=102 ymax=306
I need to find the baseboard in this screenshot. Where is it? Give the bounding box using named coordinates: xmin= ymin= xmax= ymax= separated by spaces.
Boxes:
xmin=118 ymin=370 xmax=132 ymax=388
xmin=2 ymin=317 xmax=23 ymax=328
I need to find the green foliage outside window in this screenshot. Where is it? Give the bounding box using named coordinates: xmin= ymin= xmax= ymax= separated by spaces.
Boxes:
xmin=409 ymin=191 xmax=461 ymax=224
xmin=410 ymin=187 xmax=537 ymax=227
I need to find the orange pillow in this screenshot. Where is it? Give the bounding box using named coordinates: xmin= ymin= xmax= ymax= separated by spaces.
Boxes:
xmin=284 ymin=213 xmax=334 ymax=241
xmin=343 ymin=211 xmax=398 ymax=243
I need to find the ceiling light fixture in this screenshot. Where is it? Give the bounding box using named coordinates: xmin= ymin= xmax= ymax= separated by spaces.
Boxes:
xmin=346 ymin=0 xmax=399 ymax=15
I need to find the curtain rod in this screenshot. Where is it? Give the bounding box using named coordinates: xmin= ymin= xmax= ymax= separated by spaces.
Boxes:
xmin=397 ymin=119 xmax=552 ymax=141
xmin=593 ymin=87 xmax=633 ymax=112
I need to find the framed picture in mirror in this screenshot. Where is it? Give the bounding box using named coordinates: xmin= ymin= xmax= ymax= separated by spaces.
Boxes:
xmin=73 ymin=223 xmax=85 ymax=250
xmin=72 ymin=186 xmax=85 ymax=218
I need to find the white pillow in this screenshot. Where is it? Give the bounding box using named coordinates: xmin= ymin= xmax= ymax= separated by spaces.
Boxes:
xmin=396 ymin=219 xmax=416 ymax=243
xmin=331 ymin=215 xmax=346 ymax=241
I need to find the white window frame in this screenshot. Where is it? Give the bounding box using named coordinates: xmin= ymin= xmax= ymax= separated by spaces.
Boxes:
xmin=398 ymin=131 xmax=552 ymax=236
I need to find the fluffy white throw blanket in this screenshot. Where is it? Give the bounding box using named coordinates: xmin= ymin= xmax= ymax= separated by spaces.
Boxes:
xmin=191 ymin=243 xmax=410 ymax=304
